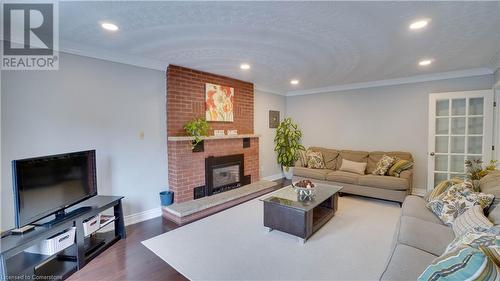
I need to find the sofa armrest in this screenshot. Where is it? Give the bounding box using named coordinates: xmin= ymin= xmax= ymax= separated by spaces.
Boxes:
xmin=399 ymin=169 xmax=414 ymax=194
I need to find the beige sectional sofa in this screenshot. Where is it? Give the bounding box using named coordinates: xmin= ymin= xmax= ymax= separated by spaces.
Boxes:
xmin=379 ymin=195 xmax=454 ymax=280
xmin=294 ymin=147 xmax=413 ymax=203
xmin=380 ymin=170 xmax=500 ymax=280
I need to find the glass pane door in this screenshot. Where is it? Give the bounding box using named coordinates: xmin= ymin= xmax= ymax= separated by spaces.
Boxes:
xmin=428 ymin=91 xmax=493 ymax=190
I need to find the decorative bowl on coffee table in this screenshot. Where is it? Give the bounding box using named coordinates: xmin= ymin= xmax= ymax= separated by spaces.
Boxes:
xmin=292 ymin=180 xmax=316 ymax=200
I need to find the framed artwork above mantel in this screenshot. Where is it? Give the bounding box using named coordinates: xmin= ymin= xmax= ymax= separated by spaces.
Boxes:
xmin=205 ymin=83 xmax=234 ymax=122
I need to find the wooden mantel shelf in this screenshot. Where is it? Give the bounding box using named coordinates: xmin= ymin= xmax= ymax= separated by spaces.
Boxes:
xmin=168 ymin=134 xmax=261 ymax=141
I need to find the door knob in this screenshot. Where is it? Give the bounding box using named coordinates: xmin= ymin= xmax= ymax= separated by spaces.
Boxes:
xmin=430 ymin=152 xmax=435 ymax=156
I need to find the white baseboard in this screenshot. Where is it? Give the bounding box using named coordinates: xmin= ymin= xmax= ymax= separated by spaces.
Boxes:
xmin=261 ymin=173 xmax=283 ymax=181
xmin=97 ymin=207 xmax=162 ymax=233
xmin=124 ymin=207 xmax=162 ymax=226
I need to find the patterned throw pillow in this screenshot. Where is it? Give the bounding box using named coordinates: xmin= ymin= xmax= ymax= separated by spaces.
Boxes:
xmin=372 ymin=155 xmax=395 ymax=176
xmin=387 ymin=158 xmax=413 ymax=177
xmin=446 ymin=226 xmax=500 ymax=253
xmin=425 ymin=178 xmax=464 ymax=203
xmin=452 ymin=205 xmax=494 ymax=237
xmin=426 ymin=182 xmax=495 ymax=225
xmin=418 ymin=245 xmax=500 ymax=281
xmin=298 ymin=150 xmax=308 ymax=167
xmin=339 ymin=159 xmax=367 ymax=175
xmin=306 ymin=150 xmax=325 ymax=169
xmin=481 ymin=246 xmax=500 ymax=267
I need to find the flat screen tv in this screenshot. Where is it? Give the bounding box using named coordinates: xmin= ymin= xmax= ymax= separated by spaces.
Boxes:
xmin=12 ymin=150 xmax=97 ymax=228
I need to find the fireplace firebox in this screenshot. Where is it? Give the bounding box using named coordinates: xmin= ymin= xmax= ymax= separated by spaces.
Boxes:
xmin=203 ymin=154 xmax=250 ymax=197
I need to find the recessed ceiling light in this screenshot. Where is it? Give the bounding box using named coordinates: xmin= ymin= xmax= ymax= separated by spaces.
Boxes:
xmin=101 ymin=22 xmax=119 ymax=31
xmin=240 ymin=63 xmax=250 ymax=70
xmin=418 ymin=59 xmax=434 ymax=66
xmin=290 ymin=79 xmax=299 ymax=85
xmin=409 ymin=19 xmax=430 ymax=30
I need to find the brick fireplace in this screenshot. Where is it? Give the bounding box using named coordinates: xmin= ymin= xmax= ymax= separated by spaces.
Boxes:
xmin=167 ymin=65 xmax=259 ymax=203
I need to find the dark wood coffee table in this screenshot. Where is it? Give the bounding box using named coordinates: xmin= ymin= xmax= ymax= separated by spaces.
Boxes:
xmin=260 ymin=183 xmax=342 ymax=243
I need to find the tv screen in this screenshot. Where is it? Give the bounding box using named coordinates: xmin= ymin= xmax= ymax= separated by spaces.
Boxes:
xmin=12 ymin=150 xmax=97 ymax=227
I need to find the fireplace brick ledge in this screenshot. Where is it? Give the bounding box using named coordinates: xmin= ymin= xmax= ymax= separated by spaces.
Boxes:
xmin=168 ymin=134 xmax=260 ymax=141
xmin=163 ymin=180 xmax=276 ymax=225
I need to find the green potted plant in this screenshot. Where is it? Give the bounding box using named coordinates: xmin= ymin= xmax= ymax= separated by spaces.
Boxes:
xmin=465 ymin=159 xmax=497 ymax=191
xmin=184 ymin=117 xmax=210 ymax=152
xmin=274 ymin=117 xmax=305 ymax=179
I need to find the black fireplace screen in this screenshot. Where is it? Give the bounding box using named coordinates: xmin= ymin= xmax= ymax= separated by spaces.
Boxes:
xmin=205 ymin=154 xmax=245 ymax=196
xmin=213 ymin=165 xmax=240 ymax=189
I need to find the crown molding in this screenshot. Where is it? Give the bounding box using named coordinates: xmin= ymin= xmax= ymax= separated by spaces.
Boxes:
xmin=286 ymin=68 xmax=495 ymax=96
xmin=494 ymin=68 xmax=500 ymax=88
xmin=60 ymin=41 xmax=288 ymax=94
xmin=60 ymin=40 xmax=167 ymax=71
xmin=57 ymin=41 xmax=495 ymax=96
xmin=254 ymin=85 xmax=286 ymax=96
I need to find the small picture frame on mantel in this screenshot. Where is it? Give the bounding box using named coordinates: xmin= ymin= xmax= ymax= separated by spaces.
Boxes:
xmin=214 ymin=130 xmax=225 ymax=136
xmin=269 ymin=110 xmax=280 ymax=128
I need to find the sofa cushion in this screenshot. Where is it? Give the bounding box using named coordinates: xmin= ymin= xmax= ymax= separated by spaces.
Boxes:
xmin=480 ymin=170 xmax=500 ymax=225
xmin=306 ymin=150 xmax=325 ymax=169
xmin=372 ymin=155 xmax=396 ymax=176
xmin=309 ymin=147 xmax=339 ymax=170
xmin=358 ymin=175 xmax=409 ymax=191
xmin=336 ymin=150 xmax=368 ymax=171
xmin=380 ymin=244 xmax=437 ymax=281
xmin=452 ymin=205 xmax=493 ymax=237
xmin=293 ymin=167 xmax=331 ymax=180
xmin=367 ymin=151 xmax=413 ymax=174
xmin=398 ymin=216 xmax=454 ymax=256
xmin=338 ymin=159 xmax=366 ymax=175
xmin=387 ymin=159 xmax=414 ymax=177
xmin=446 ymin=226 xmax=500 ymax=253
xmin=425 ymin=178 xmax=464 ymax=203
xmin=418 ymin=245 xmax=500 ymax=281
xmin=297 ymin=150 xmax=308 ymax=167
xmin=402 ymin=196 xmax=444 ymax=225
xmin=427 ymin=183 xmax=494 ymax=225
xmin=325 ymin=171 xmax=360 ymax=185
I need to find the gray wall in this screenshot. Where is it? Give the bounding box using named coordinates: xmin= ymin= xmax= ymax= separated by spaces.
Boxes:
xmin=0 ymin=53 xmax=286 ymax=229
xmin=1 ymin=53 xmax=168 ymax=230
xmin=286 ymin=75 xmax=494 ymax=191
xmin=254 ymin=90 xmax=286 ymax=178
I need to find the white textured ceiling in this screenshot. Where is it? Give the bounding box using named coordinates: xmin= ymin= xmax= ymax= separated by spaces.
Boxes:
xmin=58 ymin=1 xmax=500 ymax=95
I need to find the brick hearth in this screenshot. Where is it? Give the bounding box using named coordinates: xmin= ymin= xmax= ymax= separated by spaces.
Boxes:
xmin=166 ymin=65 xmax=259 ymax=203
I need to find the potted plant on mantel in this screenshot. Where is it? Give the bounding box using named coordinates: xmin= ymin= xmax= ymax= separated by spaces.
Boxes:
xmin=184 ymin=117 xmax=211 ymax=152
xmin=274 ymin=117 xmax=305 ymax=179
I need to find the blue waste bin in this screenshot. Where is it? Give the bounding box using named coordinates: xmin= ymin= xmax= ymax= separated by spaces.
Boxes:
xmin=159 ymin=191 xmax=174 ymax=206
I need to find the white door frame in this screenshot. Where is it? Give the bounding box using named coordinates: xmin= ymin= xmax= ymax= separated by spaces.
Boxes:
xmin=428 ymin=90 xmax=494 ymax=190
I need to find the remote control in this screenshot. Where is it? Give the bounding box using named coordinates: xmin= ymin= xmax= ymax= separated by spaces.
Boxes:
xmin=11 ymin=225 xmax=35 ymax=235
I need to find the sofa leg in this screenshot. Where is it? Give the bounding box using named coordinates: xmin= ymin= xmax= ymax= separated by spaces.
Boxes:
xmin=398 ymin=202 xmax=402 ymax=207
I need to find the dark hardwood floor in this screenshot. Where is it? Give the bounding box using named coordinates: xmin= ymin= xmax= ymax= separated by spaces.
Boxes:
xmin=67 ymin=179 xmax=290 ymax=281
xmin=67 ymin=217 xmax=186 ymax=281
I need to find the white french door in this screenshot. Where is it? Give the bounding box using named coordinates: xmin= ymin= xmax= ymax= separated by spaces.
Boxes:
xmin=428 ymin=90 xmax=494 ymax=190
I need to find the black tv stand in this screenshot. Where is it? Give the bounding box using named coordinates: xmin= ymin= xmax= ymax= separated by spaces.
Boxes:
xmin=33 ymin=206 xmax=93 ymax=227
xmin=0 ymin=196 xmax=126 ymax=280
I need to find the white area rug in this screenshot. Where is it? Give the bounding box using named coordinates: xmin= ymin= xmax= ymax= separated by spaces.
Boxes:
xmin=142 ymin=192 xmax=401 ymax=280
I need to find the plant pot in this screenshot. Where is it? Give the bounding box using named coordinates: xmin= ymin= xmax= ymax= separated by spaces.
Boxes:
xmin=283 ymin=166 xmax=294 ymax=180
xmin=159 ymin=191 xmax=174 ymax=206
xmin=191 ymin=140 xmax=204 ymax=152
